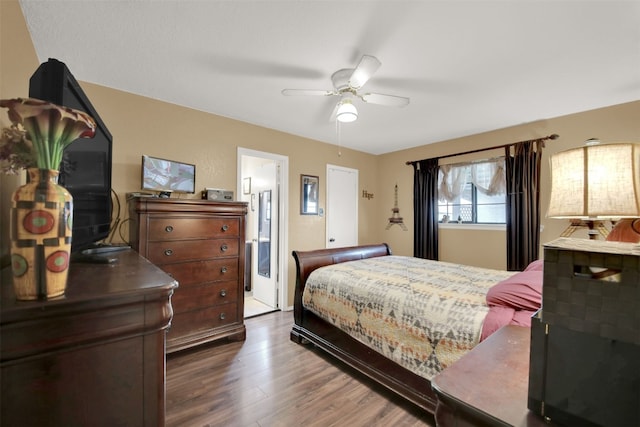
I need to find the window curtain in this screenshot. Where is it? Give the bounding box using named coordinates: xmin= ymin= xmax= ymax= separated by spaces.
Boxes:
xmin=413 ymin=159 xmax=439 ymax=260
xmin=505 ymin=141 xmax=543 ymax=271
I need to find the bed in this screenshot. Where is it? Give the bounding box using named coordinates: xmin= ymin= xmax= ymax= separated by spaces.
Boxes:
xmin=290 ymin=243 xmax=542 ymax=414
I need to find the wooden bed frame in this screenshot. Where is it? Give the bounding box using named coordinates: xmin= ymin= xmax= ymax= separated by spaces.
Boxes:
xmin=290 ymin=243 xmax=438 ymax=414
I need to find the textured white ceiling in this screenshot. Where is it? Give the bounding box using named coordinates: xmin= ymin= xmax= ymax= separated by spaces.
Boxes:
xmin=19 ymin=0 xmax=640 ymax=155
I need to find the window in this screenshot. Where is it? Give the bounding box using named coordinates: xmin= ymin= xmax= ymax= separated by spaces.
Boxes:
xmin=438 ymin=159 xmax=506 ymax=224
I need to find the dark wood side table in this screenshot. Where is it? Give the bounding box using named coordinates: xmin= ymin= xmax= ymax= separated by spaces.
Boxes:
xmin=1 ymin=250 xmax=177 ymax=427
xmin=431 ymin=325 xmax=552 ymax=427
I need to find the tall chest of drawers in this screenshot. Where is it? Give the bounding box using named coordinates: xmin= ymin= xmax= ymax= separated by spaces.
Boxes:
xmin=129 ymin=197 xmax=247 ymax=352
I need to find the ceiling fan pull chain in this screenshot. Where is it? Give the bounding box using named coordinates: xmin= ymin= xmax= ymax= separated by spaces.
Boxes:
xmin=336 ymin=120 xmax=342 ymax=157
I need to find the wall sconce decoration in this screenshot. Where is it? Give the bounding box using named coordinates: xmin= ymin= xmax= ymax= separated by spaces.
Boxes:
xmin=386 ymin=184 xmax=407 ymax=231
xmin=547 ymin=140 xmax=640 ymax=239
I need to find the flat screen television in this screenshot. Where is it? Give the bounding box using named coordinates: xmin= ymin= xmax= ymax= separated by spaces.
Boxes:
xmin=141 ymin=155 xmax=196 ymax=196
xmin=29 ymin=58 xmax=112 ymax=253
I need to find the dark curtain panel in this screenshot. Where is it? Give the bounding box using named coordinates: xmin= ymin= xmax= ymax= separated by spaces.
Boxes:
xmin=413 ymin=159 xmax=439 ymax=260
xmin=505 ymin=140 xmax=543 ymax=271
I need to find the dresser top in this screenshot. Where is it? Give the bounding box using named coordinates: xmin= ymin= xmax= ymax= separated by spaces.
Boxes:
xmin=1 ymin=250 xmax=177 ymax=318
xmin=129 ymin=196 xmax=248 ymax=215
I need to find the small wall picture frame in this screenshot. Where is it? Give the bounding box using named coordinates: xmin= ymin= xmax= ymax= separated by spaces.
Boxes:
xmin=300 ymin=174 xmax=319 ymax=215
xmin=243 ymin=177 xmax=251 ymax=195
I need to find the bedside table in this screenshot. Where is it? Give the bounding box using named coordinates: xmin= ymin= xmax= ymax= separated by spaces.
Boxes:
xmin=431 ymin=325 xmax=552 ymax=427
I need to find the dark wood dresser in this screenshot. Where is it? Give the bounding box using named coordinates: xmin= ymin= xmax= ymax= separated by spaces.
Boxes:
xmin=0 ymin=250 xmax=177 ymax=427
xmin=128 ymin=197 xmax=247 ymax=353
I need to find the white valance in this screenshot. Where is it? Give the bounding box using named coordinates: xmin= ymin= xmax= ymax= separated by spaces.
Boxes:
xmin=438 ymin=158 xmax=506 ymax=202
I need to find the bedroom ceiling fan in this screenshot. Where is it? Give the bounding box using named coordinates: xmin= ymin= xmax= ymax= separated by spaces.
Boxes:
xmin=281 ymin=55 xmax=410 ymax=123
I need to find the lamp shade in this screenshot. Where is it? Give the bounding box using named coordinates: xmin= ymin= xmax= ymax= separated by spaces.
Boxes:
xmin=336 ymin=99 xmax=358 ymax=123
xmin=547 ymin=142 xmax=640 ymax=219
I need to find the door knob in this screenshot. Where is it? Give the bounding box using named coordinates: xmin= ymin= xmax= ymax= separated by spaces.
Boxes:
xmin=329 ymin=238 xmax=335 ymax=242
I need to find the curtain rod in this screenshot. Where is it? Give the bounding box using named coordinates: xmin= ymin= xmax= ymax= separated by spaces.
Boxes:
xmin=405 ymin=134 xmax=559 ymax=166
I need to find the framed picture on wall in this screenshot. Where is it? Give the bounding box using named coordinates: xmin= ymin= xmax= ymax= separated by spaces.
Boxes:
xmin=301 ymin=174 xmax=319 ymax=215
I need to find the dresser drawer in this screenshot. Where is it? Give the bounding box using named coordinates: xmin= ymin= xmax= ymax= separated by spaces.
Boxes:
xmin=168 ymin=304 xmax=239 ymax=338
xmin=146 ymin=239 xmax=239 ymax=264
xmin=147 ymin=217 xmax=240 ymax=240
xmin=160 ymin=259 xmax=239 ymax=287
xmin=171 ymin=281 xmax=238 ymax=312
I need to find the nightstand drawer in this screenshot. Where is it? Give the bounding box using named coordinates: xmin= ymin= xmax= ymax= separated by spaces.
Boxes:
xmin=171 ymin=281 xmax=238 ymax=312
xmin=161 ymin=259 xmax=239 ymax=286
xmin=147 ymin=217 xmax=239 ymax=240
xmin=146 ymin=239 xmax=239 ymax=264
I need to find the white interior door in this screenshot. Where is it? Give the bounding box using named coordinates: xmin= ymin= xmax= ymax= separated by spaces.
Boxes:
xmin=326 ymin=164 xmax=358 ymax=248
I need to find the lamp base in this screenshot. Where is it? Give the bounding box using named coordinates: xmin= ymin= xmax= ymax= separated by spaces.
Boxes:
xmin=559 ymin=219 xmax=609 ymax=240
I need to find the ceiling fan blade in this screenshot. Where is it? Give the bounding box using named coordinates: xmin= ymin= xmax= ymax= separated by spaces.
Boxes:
xmin=348 ymin=55 xmax=381 ymax=89
xmin=361 ymin=92 xmax=410 ymax=107
xmin=281 ymin=89 xmax=335 ymax=96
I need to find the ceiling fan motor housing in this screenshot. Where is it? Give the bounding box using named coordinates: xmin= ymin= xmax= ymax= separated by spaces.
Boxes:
xmin=332 ymin=69 xmax=355 ymax=92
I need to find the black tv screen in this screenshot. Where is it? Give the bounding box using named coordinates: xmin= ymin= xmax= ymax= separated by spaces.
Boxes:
xmin=29 ymin=58 xmax=112 ymax=252
xmin=142 ymin=155 xmax=195 ymax=194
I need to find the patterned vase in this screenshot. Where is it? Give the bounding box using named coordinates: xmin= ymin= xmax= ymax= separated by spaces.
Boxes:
xmin=10 ymin=168 xmax=73 ymax=300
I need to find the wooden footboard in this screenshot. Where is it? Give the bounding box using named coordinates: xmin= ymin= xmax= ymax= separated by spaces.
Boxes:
xmin=290 ymin=243 xmax=438 ymax=414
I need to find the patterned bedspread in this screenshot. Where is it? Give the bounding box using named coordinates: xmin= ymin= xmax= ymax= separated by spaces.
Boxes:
xmin=302 ymin=255 xmax=514 ymax=381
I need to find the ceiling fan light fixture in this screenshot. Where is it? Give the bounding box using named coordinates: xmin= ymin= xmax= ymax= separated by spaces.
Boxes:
xmin=336 ymin=99 xmax=358 ymax=123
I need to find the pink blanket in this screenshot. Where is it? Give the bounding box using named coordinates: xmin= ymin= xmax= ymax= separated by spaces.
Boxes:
xmin=480 ymin=260 xmax=543 ymax=341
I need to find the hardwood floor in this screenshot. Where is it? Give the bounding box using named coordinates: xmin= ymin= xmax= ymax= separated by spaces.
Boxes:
xmin=166 ymin=310 xmax=436 ymax=427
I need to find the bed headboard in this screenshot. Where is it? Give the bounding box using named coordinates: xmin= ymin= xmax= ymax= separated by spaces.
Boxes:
xmin=291 ymin=243 xmax=392 ymax=318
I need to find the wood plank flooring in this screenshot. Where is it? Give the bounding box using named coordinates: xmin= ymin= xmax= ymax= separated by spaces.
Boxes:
xmin=166 ymin=310 xmax=436 ymax=427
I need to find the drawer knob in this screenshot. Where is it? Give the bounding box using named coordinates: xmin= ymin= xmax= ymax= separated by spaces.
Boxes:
xmin=165 ymin=225 xmax=174 ymax=233
xmin=164 ymin=249 xmax=173 ymax=256
xmin=221 ymin=266 xmax=228 ymax=273
xmin=220 ymin=244 xmax=228 ymax=252
xmin=219 ymin=313 xmax=226 ymax=320
xmin=220 ymin=289 xmax=227 ymax=297
xmin=221 ymin=224 xmax=229 ymax=232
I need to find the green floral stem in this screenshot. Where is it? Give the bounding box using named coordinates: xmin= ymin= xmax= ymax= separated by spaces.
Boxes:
xmin=26 ymin=118 xmax=50 ymax=169
xmin=26 ymin=117 xmax=66 ymax=170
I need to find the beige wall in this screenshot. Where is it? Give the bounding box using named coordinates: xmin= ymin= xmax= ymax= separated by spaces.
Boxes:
xmin=2 ymin=0 xmax=639 ymax=300
xmin=378 ymin=101 xmax=640 ymax=269
xmin=0 ymin=0 xmax=40 ymax=262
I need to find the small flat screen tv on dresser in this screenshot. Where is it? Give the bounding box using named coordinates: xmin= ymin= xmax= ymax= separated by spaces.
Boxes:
xmin=141 ymin=155 xmax=196 ymax=197
xmin=29 ymin=58 xmax=113 ymax=253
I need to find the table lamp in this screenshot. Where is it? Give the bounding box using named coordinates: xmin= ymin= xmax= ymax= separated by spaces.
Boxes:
xmin=547 ymin=140 xmax=640 ymax=239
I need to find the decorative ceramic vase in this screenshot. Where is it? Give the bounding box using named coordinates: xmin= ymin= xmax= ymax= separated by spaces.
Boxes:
xmin=10 ymin=168 xmax=73 ymax=300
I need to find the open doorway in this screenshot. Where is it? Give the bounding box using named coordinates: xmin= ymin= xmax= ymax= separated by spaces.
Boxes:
xmin=238 ymin=148 xmax=289 ymax=318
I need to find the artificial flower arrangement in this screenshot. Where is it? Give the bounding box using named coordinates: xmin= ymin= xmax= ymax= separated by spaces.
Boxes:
xmin=0 ymin=98 xmax=97 ymax=173
xmin=0 ymin=123 xmax=33 ymax=174
xmin=1 ymin=98 xmax=98 ymax=300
